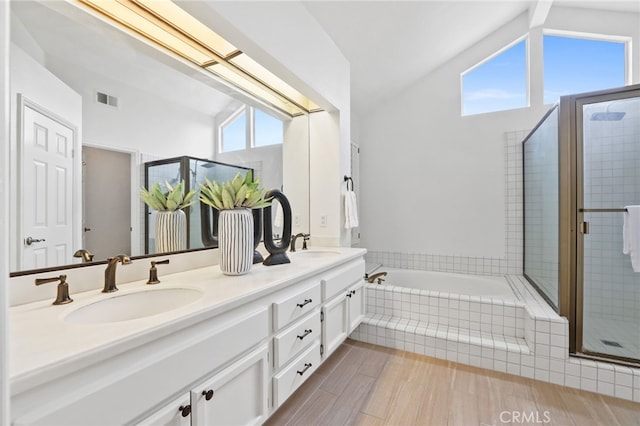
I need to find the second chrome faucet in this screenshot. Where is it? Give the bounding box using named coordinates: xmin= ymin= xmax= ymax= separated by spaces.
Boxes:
xmin=103 ymin=254 xmax=132 ymax=293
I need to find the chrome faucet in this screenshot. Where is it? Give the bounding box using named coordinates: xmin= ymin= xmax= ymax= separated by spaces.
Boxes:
xmin=73 ymin=249 xmax=94 ymax=263
xmin=290 ymin=233 xmax=310 ymax=252
xmin=103 ymin=254 xmax=132 ymax=293
xmin=366 ymin=271 xmax=387 ymax=284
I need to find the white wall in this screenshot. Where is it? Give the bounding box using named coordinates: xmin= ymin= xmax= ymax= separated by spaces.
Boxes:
xmin=47 ymin=62 xmax=216 ymax=160
xmin=360 ymin=6 xmax=640 ymax=262
xmin=0 ymin=2 xmax=10 ymax=422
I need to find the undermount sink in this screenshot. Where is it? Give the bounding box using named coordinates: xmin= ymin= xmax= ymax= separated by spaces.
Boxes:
xmin=291 ymin=250 xmax=341 ymax=258
xmin=65 ymin=288 xmax=203 ymax=324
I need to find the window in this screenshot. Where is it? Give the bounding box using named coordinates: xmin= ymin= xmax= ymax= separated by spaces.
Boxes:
xmin=219 ymin=106 xmax=283 ymax=153
xmin=462 ymin=39 xmax=527 ymax=116
xmin=254 ymin=109 xmax=283 ymax=147
xmin=220 ymin=109 xmax=247 ymax=152
xmin=543 ymin=35 xmax=626 ymax=104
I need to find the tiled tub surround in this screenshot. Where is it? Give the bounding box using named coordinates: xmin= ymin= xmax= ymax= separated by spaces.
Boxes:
xmin=351 ymin=272 xmax=640 ymax=403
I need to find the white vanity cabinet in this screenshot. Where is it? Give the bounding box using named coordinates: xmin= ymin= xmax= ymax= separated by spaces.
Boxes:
xmin=321 ymin=259 xmax=366 ymax=358
xmin=10 ymin=249 xmax=368 ymax=426
xmin=190 ymin=344 xmax=269 ymax=426
xmin=137 ymin=344 xmax=269 ymax=426
xmin=270 ymin=279 xmax=323 ymax=411
xmin=136 ymin=393 xmax=192 ymax=426
xmin=12 ymin=307 xmax=270 ymax=426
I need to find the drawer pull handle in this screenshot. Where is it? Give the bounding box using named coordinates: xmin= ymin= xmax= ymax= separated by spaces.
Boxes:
xmin=297 ymin=329 xmax=313 ymax=340
xmin=296 ymin=298 xmax=312 ymax=308
xmin=351 ymin=289 xmax=357 ymax=295
xmin=202 ymin=389 xmax=214 ymax=400
xmin=297 ymin=363 xmax=312 ymax=376
xmin=179 ymin=405 xmax=191 ymax=418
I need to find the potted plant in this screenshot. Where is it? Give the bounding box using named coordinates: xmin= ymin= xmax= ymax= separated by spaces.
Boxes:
xmin=200 ymin=171 xmax=270 ymax=275
xmin=140 ymin=180 xmax=196 ymax=253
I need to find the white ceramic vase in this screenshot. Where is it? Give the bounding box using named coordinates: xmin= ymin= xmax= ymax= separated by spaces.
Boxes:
xmin=155 ymin=210 xmax=187 ymax=253
xmin=219 ymin=208 xmax=254 ymax=275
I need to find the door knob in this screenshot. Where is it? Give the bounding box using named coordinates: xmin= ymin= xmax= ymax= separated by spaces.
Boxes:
xmin=84 ymin=227 xmax=92 ymax=232
xmin=25 ymin=237 xmax=45 ymax=246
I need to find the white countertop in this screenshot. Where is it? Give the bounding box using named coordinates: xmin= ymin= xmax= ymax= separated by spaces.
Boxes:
xmin=10 ymin=247 xmax=366 ymax=393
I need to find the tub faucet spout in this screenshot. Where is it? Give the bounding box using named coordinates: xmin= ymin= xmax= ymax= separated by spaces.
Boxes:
xmin=367 ymin=271 xmax=387 ymax=284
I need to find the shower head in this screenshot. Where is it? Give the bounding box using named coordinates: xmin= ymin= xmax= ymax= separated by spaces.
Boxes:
xmin=200 ymin=162 xmax=215 ymax=169
xmin=590 ymin=111 xmax=626 ymax=121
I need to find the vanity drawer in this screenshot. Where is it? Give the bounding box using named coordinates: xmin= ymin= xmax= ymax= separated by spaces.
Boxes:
xmin=273 ymin=309 xmax=321 ymax=369
xmin=272 ymin=341 xmax=321 ymax=407
xmin=321 ymin=259 xmax=365 ymax=300
xmin=272 ymin=282 xmax=321 ymax=330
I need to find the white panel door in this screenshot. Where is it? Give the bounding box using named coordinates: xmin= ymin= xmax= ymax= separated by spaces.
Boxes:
xmin=21 ymin=105 xmax=75 ymax=270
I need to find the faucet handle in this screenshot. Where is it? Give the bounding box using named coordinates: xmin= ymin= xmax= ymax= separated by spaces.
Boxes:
xmin=148 ymin=259 xmax=170 ymax=284
xmin=35 ymin=274 xmax=73 ymax=305
xmin=302 ymin=234 xmax=310 ymax=250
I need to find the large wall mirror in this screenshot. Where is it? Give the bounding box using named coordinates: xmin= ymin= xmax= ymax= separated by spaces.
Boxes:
xmin=9 ymin=0 xmax=310 ymax=274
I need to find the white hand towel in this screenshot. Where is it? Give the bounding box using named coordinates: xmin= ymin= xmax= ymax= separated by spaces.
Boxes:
xmin=344 ymin=190 xmax=353 ymax=229
xmin=623 ymin=205 xmax=640 ymax=272
xmin=349 ymin=190 xmax=359 ymax=228
xmin=344 ymin=190 xmax=359 ymax=229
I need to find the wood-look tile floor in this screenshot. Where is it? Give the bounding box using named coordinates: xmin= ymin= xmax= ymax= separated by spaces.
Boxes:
xmin=266 ymin=340 xmax=640 ymax=426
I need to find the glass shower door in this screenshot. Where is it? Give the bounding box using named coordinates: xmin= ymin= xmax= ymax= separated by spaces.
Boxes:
xmin=579 ymin=94 xmax=640 ymax=361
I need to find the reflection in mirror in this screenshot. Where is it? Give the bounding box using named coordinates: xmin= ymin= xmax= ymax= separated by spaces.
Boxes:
xmin=143 ymin=156 xmax=251 ymax=254
xmin=9 ymin=0 xmax=309 ymax=274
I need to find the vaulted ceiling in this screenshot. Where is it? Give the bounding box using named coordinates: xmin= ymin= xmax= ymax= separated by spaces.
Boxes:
xmin=303 ymin=1 xmax=640 ymax=116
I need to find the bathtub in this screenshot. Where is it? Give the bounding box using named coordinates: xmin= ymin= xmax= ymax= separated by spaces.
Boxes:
xmin=369 ymin=267 xmax=517 ymax=301
xmin=357 ymin=267 xmax=530 ymax=363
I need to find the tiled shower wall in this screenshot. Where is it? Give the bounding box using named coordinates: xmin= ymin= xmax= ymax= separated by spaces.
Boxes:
xmin=366 ymin=130 xmax=526 ymax=276
xmin=582 ymin=108 xmax=640 ymax=324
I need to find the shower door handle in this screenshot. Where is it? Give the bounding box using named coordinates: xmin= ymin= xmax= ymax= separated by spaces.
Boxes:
xmin=580 ymin=221 xmax=590 ymax=235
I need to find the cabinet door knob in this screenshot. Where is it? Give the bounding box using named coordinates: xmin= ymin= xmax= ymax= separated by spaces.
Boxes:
xmin=202 ymin=389 xmax=215 ymax=400
xmin=178 ymin=405 xmax=191 ymax=418
xmin=296 ymin=298 xmax=312 ymax=308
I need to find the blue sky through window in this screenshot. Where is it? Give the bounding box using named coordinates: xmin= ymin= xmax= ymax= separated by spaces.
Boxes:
xmin=543 ymin=35 xmax=625 ymax=104
xmin=222 ymin=110 xmax=246 ymax=152
xmin=462 ymin=39 xmax=527 ymax=116
xmin=254 ymin=109 xmax=283 ymax=147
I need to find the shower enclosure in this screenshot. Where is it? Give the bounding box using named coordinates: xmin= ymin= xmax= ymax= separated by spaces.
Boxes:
xmin=524 ymin=84 xmax=640 ymax=364
xmin=144 ymin=156 xmax=251 ymax=254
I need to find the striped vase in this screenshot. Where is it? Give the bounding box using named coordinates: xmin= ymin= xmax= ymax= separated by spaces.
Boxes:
xmin=155 ymin=210 xmax=187 ymax=253
xmin=219 ymin=208 xmax=254 ymax=275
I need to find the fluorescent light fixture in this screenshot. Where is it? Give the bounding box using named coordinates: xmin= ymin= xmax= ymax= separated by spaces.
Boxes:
xmin=78 ymin=0 xmax=320 ymax=116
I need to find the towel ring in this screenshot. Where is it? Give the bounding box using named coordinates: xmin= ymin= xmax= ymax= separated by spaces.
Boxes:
xmin=344 ymin=175 xmax=354 ymax=191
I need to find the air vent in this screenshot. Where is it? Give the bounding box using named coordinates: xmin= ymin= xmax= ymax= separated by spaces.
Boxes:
xmin=96 ymin=91 xmax=118 ymax=108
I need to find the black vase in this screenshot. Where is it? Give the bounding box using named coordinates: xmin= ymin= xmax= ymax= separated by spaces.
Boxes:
xmin=262 ymin=189 xmax=292 ymax=266
xmin=252 ymin=208 xmax=264 ymax=264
